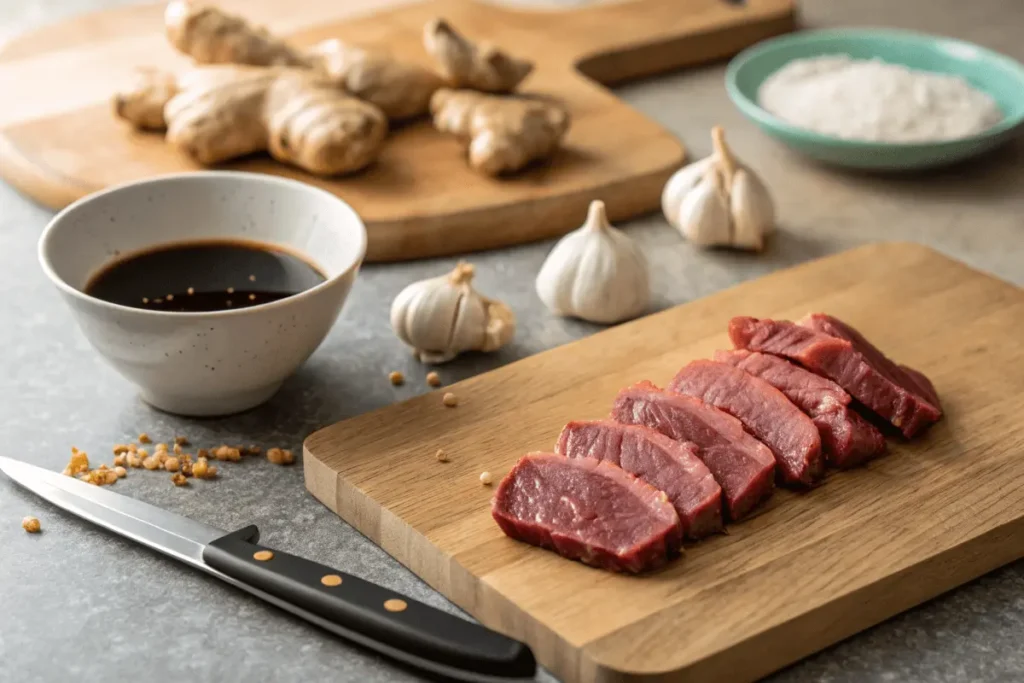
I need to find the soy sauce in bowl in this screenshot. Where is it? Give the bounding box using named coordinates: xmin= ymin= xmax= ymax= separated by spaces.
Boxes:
xmin=85 ymin=239 xmax=326 ymax=313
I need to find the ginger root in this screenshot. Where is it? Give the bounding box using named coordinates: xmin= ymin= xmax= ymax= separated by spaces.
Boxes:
xmin=307 ymin=39 xmax=442 ymax=120
xmin=162 ymin=66 xmax=387 ymax=175
xmin=265 ymin=72 xmax=388 ymax=175
xmin=165 ymin=1 xmax=307 ymax=67
xmin=430 ymin=89 xmax=569 ymax=176
xmin=113 ymin=68 xmax=179 ymax=130
xmin=423 ymin=18 xmax=533 ymax=93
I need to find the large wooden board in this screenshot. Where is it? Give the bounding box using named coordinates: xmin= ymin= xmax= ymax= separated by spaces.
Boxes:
xmin=0 ymin=0 xmax=795 ymax=262
xmin=304 ymin=242 xmax=1024 ymax=682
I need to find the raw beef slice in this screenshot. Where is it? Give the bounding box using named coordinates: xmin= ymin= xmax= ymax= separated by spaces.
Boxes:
xmin=612 ymin=381 xmax=775 ymax=520
xmin=556 ymin=420 xmax=723 ymax=539
xmin=715 ymin=349 xmax=886 ymax=468
xmin=799 ymin=313 xmax=943 ymax=412
xmin=669 ymin=360 xmax=824 ymax=486
xmin=492 ymin=453 xmax=683 ymax=573
xmin=729 ymin=316 xmax=941 ymax=438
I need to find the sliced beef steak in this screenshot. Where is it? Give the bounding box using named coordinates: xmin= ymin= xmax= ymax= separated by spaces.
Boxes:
xmin=612 ymin=381 xmax=775 ymax=520
xmin=729 ymin=316 xmax=941 ymax=438
xmin=556 ymin=420 xmax=723 ymax=539
xmin=669 ymin=360 xmax=824 ymax=485
xmin=799 ymin=313 xmax=943 ymax=412
xmin=715 ymin=349 xmax=886 ymax=468
xmin=492 ymin=453 xmax=682 ymax=573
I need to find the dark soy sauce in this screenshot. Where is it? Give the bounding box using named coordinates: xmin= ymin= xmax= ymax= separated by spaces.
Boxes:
xmin=85 ymin=239 xmax=327 ymax=312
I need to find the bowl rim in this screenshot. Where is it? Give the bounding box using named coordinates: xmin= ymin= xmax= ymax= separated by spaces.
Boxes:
xmin=725 ymin=27 xmax=1024 ymax=150
xmin=37 ymin=170 xmax=367 ymax=320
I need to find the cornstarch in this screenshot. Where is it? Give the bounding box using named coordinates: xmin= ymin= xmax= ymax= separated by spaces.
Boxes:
xmin=758 ymin=55 xmax=1003 ymax=142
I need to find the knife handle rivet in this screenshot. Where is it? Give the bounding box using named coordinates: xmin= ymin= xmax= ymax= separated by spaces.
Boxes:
xmin=253 ymin=550 xmax=274 ymax=561
xmin=383 ymin=599 xmax=407 ymax=613
xmin=321 ymin=574 xmax=343 ymax=587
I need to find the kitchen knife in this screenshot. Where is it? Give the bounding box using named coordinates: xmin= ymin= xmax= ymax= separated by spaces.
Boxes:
xmin=0 ymin=456 xmax=536 ymax=682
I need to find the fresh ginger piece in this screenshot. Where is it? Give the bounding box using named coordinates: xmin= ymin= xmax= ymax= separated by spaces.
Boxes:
xmin=307 ymin=39 xmax=442 ymax=121
xmin=265 ymin=72 xmax=388 ymax=175
xmin=430 ymin=88 xmax=569 ymax=176
xmin=423 ymin=18 xmax=533 ymax=93
xmin=165 ymin=1 xmax=307 ymax=67
xmin=164 ymin=66 xmax=276 ymax=164
xmin=113 ymin=68 xmax=179 ymax=131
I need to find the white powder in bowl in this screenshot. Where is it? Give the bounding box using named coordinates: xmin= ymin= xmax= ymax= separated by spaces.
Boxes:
xmin=757 ymin=55 xmax=1003 ymax=142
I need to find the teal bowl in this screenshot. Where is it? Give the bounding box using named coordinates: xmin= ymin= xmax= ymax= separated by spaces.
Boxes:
xmin=725 ymin=29 xmax=1024 ymax=170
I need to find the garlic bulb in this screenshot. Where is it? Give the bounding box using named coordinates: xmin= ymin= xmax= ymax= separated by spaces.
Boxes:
xmin=661 ymin=126 xmax=775 ymax=251
xmin=535 ymin=200 xmax=649 ymax=324
xmin=391 ymin=262 xmax=515 ymax=364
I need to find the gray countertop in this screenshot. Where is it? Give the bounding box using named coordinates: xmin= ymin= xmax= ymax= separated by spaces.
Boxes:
xmin=2 ymin=1 xmax=1023 ymax=682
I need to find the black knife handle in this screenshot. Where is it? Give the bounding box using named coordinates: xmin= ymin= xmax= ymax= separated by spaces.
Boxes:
xmin=202 ymin=526 xmax=535 ymax=680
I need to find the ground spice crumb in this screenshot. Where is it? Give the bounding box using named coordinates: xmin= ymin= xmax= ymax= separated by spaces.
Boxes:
xmin=197 ymin=448 xmax=209 ymax=459
xmin=174 ymin=436 xmax=189 ymax=446
xmin=138 ymin=433 xmax=151 ymax=444
xmin=137 ymin=449 xmax=149 ymax=459
xmin=164 ymin=457 xmax=181 ymax=472
xmin=67 ymin=449 xmax=90 ymax=476
xmin=114 ymin=466 xmax=127 ymax=478
xmin=249 ymin=294 xmax=256 ymax=301
xmin=479 ymin=471 xmax=493 ymax=486
xmin=181 ymin=461 xmax=193 ymax=477
xmin=113 ymin=444 xmax=131 ymax=455
xmin=142 ymin=297 xmax=149 ymax=304
xmin=97 ymin=464 xmax=109 ymax=471
xmin=426 ymin=372 xmax=441 ymax=388
xmin=171 ymin=473 xmax=188 ymax=487
xmin=442 ymin=392 xmax=458 ymax=407
xmin=182 ymin=454 xmax=193 ymax=464
xmin=113 ymin=454 xmax=126 ymax=467
xmin=435 ymin=449 xmax=449 ymax=463
xmin=388 ymin=371 xmax=405 ymax=386
xmin=157 ymin=452 xmax=169 ymax=464
xmin=214 ymin=446 xmax=241 ymax=462
xmin=173 ymin=443 xmax=182 ymax=455
xmin=155 ymin=443 xmax=168 ymax=452
xmin=243 ymin=445 xmax=261 ymax=456
xmin=266 ymin=448 xmax=295 ymax=466
xmin=142 ymin=457 xmax=160 ymax=470
xmin=249 ymin=274 xmax=256 ymax=282
xmin=104 ymin=470 xmax=118 ymax=485
xmin=22 ymin=517 xmax=41 ymax=533
xmin=127 ymin=453 xmax=143 ymax=468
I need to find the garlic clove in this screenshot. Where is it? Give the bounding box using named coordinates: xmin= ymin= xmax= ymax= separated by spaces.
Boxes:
xmin=676 ymin=170 xmax=732 ymax=247
xmin=730 ymin=168 xmax=776 ymax=251
xmin=390 ymin=261 xmax=514 ymax=364
xmin=661 ymin=155 xmax=712 ymax=230
xmin=661 ymin=125 xmax=775 ymax=251
xmin=482 ymin=300 xmax=515 ymax=352
xmin=535 ymin=200 xmax=649 ymax=324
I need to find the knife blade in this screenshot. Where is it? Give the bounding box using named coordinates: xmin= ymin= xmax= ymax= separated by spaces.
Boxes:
xmin=0 ymin=456 xmax=536 ymax=682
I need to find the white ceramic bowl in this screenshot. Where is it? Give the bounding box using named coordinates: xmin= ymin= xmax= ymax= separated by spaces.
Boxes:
xmin=38 ymin=172 xmax=366 ymax=416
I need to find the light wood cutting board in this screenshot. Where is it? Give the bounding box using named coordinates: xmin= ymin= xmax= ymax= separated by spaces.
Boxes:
xmin=304 ymin=242 xmax=1024 ymax=682
xmin=0 ymin=0 xmax=795 ymax=262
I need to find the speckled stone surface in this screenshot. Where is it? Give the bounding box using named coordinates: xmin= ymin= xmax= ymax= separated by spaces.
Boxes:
xmin=1 ymin=1 xmax=1022 ymax=682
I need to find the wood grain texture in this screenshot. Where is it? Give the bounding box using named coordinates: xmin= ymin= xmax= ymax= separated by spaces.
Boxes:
xmin=0 ymin=0 xmax=795 ymax=261
xmin=303 ymin=242 xmax=1024 ymax=682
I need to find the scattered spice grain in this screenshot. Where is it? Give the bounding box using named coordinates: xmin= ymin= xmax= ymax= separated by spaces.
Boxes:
xmin=138 ymin=433 xmax=152 ymax=444
xmin=388 ymin=371 xmax=405 ymax=386
xmin=266 ymin=448 xmax=295 ymax=466
xmin=479 ymin=471 xmax=493 ymax=486
xmin=442 ymin=392 xmax=459 ymax=407
xmin=22 ymin=516 xmax=41 ymax=533
xmin=426 ymin=371 xmax=441 ymax=388
xmin=435 ymin=449 xmax=449 ymax=463
xmin=171 ymin=473 xmax=188 ymax=487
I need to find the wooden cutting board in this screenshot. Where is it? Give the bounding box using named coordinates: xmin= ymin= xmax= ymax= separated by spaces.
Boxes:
xmin=0 ymin=0 xmax=795 ymax=262
xmin=304 ymin=242 xmax=1024 ymax=683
